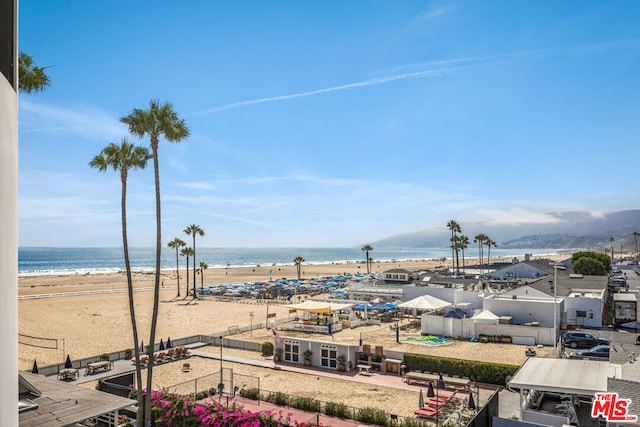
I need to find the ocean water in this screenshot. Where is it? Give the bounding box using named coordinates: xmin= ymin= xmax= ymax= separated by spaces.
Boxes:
xmin=18 ymin=247 xmax=559 ymax=276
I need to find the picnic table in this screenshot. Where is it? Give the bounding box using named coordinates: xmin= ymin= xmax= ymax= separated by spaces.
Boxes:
xmin=357 ymin=364 xmax=372 ymax=376
xmin=86 ymin=360 xmax=113 ymax=375
xmin=58 ymin=368 xmax=79 ymax=381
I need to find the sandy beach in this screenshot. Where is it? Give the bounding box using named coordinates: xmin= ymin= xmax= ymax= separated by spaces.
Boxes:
xmin=18 ymin=255 xmax=563 ymax=419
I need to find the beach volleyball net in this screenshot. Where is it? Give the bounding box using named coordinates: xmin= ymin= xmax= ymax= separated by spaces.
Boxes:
xmin=18 ymin=333 xmax=59 ymax=350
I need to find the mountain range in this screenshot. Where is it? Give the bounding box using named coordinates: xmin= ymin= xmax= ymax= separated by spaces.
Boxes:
xmin=369 ymin=210 xmax=640 ymax=250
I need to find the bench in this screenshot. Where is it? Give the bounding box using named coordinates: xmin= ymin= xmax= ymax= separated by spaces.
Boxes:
xmin=357 ymin=364 xmax=372 ymax=376
xmin=414 ymin=407 xmax=439 ymax=418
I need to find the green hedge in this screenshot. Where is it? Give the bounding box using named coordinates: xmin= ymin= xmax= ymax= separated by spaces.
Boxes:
xmin=403 ymin=353 xmax=518 ymax=386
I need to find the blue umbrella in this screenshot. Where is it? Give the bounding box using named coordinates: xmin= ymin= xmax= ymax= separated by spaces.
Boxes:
xmin=159 ymin=339 xmax=165 ymax=351
xmin=468 ymin=390 xmax=476 ymax=410
xmin=140 ymin=340 xmax=144 ymax=353
xmin=31 ymin=360 xmax=39 ymax=374
xmin=64 ymin=354 xmax=72 ymax=369
xmin=166 ymin=337 xmax=172 ymax=349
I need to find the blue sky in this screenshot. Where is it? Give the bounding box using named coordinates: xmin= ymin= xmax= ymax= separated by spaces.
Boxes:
xmin=18 ymin=1 xmax=640 ymax=248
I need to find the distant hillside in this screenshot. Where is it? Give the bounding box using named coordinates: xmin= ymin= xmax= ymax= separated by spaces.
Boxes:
xmin=369 ymin=210 xmax=640 ymax=250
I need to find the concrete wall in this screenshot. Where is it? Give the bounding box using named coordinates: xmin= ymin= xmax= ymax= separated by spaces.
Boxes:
xmin=420 ymin=315 xmax=555 ymax=345
xmin=0 ymin=1 xmax=17 ymax=422
xmin=483 ymin=295 xmax=563 ymax=328
xmin=564 ymin=296 xmax=604 ymax=328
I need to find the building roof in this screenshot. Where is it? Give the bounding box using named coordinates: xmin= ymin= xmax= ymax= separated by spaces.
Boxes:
xmin=528 ymin=269 xmax=608 ymax=297
xmin=509 ymin=358 xmax=621 ymax=395
xmin=383 ymin=268 xmax=411 ymax=274
xmin=19 ymin=372 xmax=136 ymax=427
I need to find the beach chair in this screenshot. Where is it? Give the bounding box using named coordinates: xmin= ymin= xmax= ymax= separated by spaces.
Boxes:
xmin=166 ymin=348 xmax=175 ymax=359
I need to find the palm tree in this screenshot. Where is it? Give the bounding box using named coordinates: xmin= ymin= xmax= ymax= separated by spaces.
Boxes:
xmin=473 ymin=234 xmax=487 ymax=267
xmin=121 ymin=100 xmax=189 ymax=424
xmin=361 ymin=245 xmax=373 ymax=274
xmin=167 ymin=238 xmax=186 ymax=297
xmin=89 ymin=139 xmax=151 ymax=421
xmin=198 ymin=261 xmax=208 ymax=291
xmin=609 ymin=237 xmax=615 ymax=261
xmin=447 ymin=220 xmax=461 ymax=274
xmin=180 ymin=247 xmax=194 ymax=296
xmin=459 ymin=235 xmax=469 ymax=276
xmin=184 ymin=224 xmax=205 ymax=298
xmin=633 ymin=231 xmax=640 ymax=264
xmin=18 ymin=52 xmax=51 ymax=94
xmin=485 ymin=237 xmax=497 ymax=272
xmin=294 ymin=256 xmax=305 ymax=280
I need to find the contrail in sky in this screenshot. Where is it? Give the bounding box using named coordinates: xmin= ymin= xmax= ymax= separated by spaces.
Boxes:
xmin=192 ymin=66 xmax=462 ymax=115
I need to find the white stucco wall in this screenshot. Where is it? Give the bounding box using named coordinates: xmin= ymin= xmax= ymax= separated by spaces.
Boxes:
xmin=0 ymin=63 xmax=18 ymax=426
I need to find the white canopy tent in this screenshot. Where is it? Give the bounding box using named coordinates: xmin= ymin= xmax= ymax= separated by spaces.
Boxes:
xmin=398 ymin=295 xmax=451 ymax=311
xmin=471 ymin=310 xmax=499 ymax=325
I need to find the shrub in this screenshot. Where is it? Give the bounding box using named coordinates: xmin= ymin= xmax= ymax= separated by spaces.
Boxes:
xmin=124 ymin=349 xmax=132 ymax=359
xmin=403 ymin=353 xmax=518 ymax=386
xmin=264 ymin=391 xmax=289 ymax=406
xmin=100 ymin=353 xmax=110 ymax=361
xmin=324 ymin=401 xmax=351 ymax=419
xmin=262 ymin=341 xmax=274 ymax=356
xmin=398 ymin=418 xmax=429 ymax=427
xmin=239 ymin=387 xmax=260 ymax=400
xmin=291 ymin=396 xmax=321 ymax=412
xmin=355 ymin=406 xmax=389 ymax=426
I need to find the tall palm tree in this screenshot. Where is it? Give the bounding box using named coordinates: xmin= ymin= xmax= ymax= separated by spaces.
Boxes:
xmin=361 ymin=245 xmax=373 ymax=274
xmin=18 ymin=52 xmax=51 ymax=94
xmin=167 ymin=238 xmax=186 ymax=297
xmin=459 ymin=235 xmax=469 ymax=276
xmin=180 ymin=247 xmax=194 ymax=296
xmin=121 ymin=100 xmax=189 ymax=424
xmin=473 ymin=234 xmax=487 ymax=267
xmin=633 ymin=231 xmax=640 ymax=264
xmin=609 ymin=237 xmax=615 ymax=261
xmin=198 ymin=261 xmax=208 ymax=291
xmin=184 ymin=224 xmax=205 ymax=298
xmin=447 ymin=220 xmax=461 ymax=274
xmin=294 ymin=256 xmax=305 ymax=280
xmin=485 ymin=237 xmax=497 ymax=272
xmin=89 ymin=139 xmax=151 ymax=421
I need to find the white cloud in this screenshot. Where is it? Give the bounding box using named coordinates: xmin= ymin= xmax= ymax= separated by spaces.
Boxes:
xmin=192 ymin=66 xmax=460 ymax=115
xmin=476 ymin=208 xmax=566 ymax=226
xmin=19 ymin=101 xmax=125 ymax=141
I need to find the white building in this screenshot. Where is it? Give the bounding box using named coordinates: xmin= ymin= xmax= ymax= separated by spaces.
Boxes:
xmin=0 ymin=2 xmax=18 ymax=424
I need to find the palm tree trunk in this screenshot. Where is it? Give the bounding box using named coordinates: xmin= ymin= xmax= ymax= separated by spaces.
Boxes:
xmin=120 ymin=174 xmax=144 ymax=423
xmin=175 ymin=248 xmax=180 ymax=297
xmin=145 ymin=141 xmax=161 ymax=425
xmin=192 ymin=235 xmax=197 ymax=299
xmin=185 ymin=256 xmax=190 ymax=296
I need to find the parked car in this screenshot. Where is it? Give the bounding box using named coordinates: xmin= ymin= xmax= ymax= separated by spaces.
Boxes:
xmin=563 ymin=332 xmax=610 ymax=349
xmin=575 ymin=345 xmax=610 ymax=359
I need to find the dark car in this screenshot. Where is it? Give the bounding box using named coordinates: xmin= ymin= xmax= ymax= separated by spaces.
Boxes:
xmin=563 ymin=332 xmax=610 ymax=349
xmin=575 ymin=345 xmax=610 ymax=359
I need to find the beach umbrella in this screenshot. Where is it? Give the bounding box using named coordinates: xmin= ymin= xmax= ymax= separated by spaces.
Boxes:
xmin=467 ymin=390 xmax=476 ymax=410
xmin=64 ymin=355 xmax=72 ymax=369
xmin=140 ymin=340 xmax=144 ymax=353
xmin=159 ymin=339 xmax=165 ymax=351
xmin=31 ymin=360 xmax=39 ymax=374
xmin=419 ymin=389 xmax=425 ymax=409
xmin=166 ymin=337 xmax=172 ymax=349
xmin=437 ymin=373 xmax=445 ymax=390
xmin=427 ymin=381 xmax=435 ymax=398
